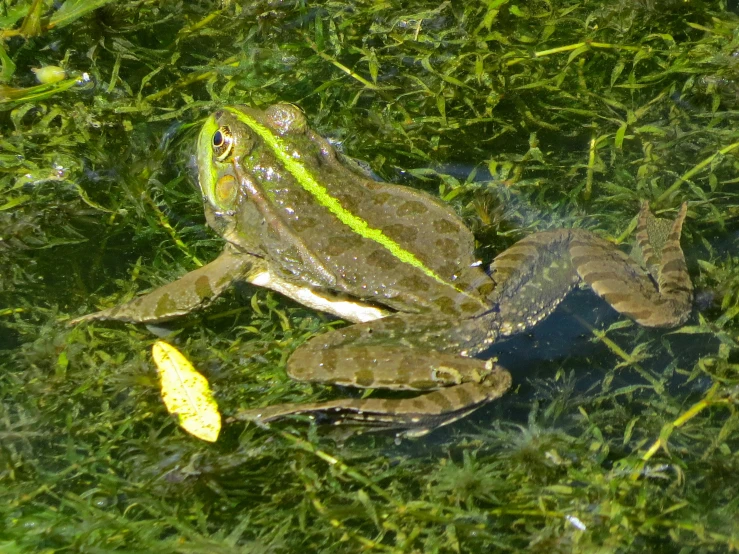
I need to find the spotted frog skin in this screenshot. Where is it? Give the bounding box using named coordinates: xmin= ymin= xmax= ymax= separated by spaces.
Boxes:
xmin=73 ymin=104 xmax=693 ymax=437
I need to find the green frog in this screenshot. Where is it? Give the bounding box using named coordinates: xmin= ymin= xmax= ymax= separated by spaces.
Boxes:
xmin=73 ymin=104 xmax=693 ymax=437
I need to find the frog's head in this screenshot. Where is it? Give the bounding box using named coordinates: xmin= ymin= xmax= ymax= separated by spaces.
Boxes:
xmin=196 ymin=104 xmax=334 ymax=244
xmin=196 ymin=104 xmax=319 ymax=212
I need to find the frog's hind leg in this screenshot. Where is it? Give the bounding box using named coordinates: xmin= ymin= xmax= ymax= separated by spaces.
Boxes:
xmin=489 ymin=230 xmax=583 ymax=337
xmin=571 ymin=202 xmax=692 ymax=328
xmin=490 ymin=202 xmax=692 ymax=334
xmin=233 ymin=373 xmax=511 ymax=438
xmin=634 ymin=201 xmax=692 ymax=309
xmin=232 ymin=314 xmax=512 ymax=437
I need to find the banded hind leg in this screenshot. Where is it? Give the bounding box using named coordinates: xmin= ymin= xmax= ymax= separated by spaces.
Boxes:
xmin=232 ymin=313 xmax=511 ymax=437
xmin=571 ymin=202 xmax=692 ymax=327
xmin=490 ymin=202 xmax=692 ymax=335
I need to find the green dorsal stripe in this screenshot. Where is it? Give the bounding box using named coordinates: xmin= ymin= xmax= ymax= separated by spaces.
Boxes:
xmin=226 ymin=107 xmax=456 ymax=290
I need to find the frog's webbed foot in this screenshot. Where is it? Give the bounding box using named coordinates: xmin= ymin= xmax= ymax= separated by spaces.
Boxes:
xmin=634 ymin=201 xmax=691 ymax=302
xmin=572 ymin=202 xmax=692 ymax=328
xmin=70 ymin=246 xmax=257 ymax=324
xmin=232 ymin=367 xmax=512 ymax=438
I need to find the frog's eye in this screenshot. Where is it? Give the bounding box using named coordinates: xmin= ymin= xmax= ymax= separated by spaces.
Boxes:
xmin=212 ymin=125 xmax=234 ymax=161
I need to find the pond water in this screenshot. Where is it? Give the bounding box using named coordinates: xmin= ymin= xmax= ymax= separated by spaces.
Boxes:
xmin=1 ymin=1 xmax=739 ymax=552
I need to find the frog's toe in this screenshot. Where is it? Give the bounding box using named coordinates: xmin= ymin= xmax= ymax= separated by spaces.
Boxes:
xmin=68 ymin=308 xmax=114 ymax=325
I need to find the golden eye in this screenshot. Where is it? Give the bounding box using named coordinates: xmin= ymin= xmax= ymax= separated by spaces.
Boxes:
xmin=212 ymin=125 xmax=233 ymax=161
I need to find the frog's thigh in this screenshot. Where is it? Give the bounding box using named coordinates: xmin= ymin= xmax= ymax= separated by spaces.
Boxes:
xmin=238 ymin=315 xmax=512 ymax=434
xmin=287 ymin=341 xmax=495 ymax=390
xmin=286 ymin=313 xmax=497 ymax=389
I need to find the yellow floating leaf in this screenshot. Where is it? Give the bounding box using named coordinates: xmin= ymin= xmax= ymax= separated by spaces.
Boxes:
xmin=151 ymin=340 xmax=221 ymax=442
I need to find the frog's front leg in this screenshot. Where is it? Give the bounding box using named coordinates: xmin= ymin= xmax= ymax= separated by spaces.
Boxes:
xmin=72 ymin=243 xmax=389 ymax=325
xmin=70 ymin=245 xmax=260 ymax=324
xmin=233 ymin=314 xmax=512 ymax=437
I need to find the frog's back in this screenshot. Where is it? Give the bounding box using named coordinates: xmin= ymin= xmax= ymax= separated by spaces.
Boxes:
xmin=206 ymin=105 xmax=492 ymax=316
xmin=272 ymin=157 xmax=493 ymax=314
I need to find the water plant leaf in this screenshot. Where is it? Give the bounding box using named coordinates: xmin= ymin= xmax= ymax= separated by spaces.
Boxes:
xmin=0 ymin=76 xmax=84 ymax=109
xmin=0 ymin=3 xmax=28 ymax=30
xmin=48 ymin=0 xmax=118 ymax=29
xmin=151 ymin=340 xmax=221 ymax=443
xmin=18 ymin=0 xmax=43 ymax=37
xmin=0 ymin=43 xmax=15 ymax=82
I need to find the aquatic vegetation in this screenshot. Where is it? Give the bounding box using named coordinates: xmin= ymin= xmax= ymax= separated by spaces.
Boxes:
xmin=1 ymin=0 xmax=738 ymax=551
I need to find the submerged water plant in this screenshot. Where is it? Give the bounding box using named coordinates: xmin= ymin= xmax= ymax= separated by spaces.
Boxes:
xmin=1 ymin=0 xmax=739 ymax=551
